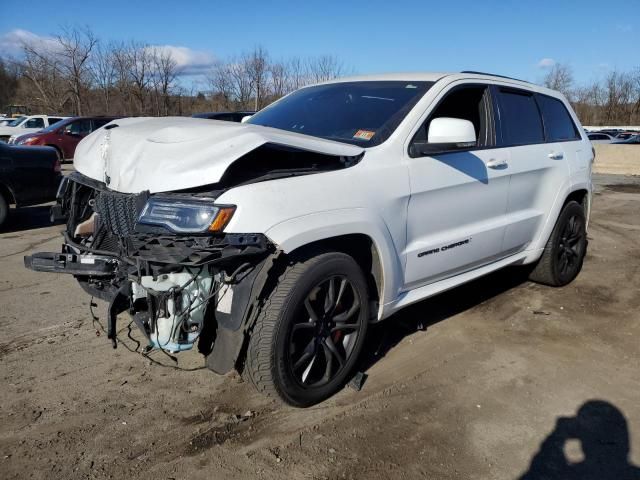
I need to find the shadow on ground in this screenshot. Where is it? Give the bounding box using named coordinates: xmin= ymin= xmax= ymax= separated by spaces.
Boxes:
xmin=520 ymin=400 xmax=640 ymax=480
xmin=1 ymin=205 xmax=57 ymax=234
xmin=357 ymin=265 xmax=531 ymax=374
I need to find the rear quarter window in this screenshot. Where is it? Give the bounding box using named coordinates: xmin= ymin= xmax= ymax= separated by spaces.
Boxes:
xmin=537 ymin=95 xmax=580 ymax=142
xmin=497 ymin=89 xmax=544 ymax=146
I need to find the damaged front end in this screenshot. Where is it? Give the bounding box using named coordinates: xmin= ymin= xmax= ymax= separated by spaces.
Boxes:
xmin=25 ymin=172 xmax=276 ymax=374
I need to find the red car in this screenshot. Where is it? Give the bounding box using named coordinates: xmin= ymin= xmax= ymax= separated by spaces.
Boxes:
xmin=12 ymin=116 xmax=119 ymax=161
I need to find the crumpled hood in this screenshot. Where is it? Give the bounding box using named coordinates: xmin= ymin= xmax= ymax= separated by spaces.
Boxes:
xmin=74 ymin=117 xmax=364 ymax=193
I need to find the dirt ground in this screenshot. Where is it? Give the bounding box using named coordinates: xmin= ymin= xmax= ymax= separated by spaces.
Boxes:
xmin=1 ymin=174 xmax=639 ymax=480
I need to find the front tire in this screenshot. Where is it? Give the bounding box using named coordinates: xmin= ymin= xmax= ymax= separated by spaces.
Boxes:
xmin=529 ymin=200 xmax=587 ymax=286
xmin=244 ymin=251 xmax=369 ymax=407
xmin=0 ymin=193 xmax=9 ymax=229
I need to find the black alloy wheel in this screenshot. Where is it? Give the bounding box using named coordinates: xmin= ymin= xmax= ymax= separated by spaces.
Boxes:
xmin=244 ymin=251 xmax=370 ymax=407
xmin=287 ymin=275 xmax=363 ymax=388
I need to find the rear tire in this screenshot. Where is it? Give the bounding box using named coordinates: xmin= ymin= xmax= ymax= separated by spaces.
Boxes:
xmin=529 ymin=201 xmax=587 ymax=286
xmin=244 ymin=251 xmax=369 ymax=407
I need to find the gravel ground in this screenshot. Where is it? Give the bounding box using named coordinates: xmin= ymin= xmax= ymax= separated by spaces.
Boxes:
xmin=1 ymin=174 xmax=639 ymax=480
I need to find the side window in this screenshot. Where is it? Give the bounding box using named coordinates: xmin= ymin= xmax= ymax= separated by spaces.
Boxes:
xmin=536 ymin=95 xmax=580 ymax=142
xmin=48 ymin=117 xmax=63 ymax=126
xmin=497 ymin=89 xmax=544 ymax=146
xmin=25 ymin=118 xmax=45 ymax=129
xmin=68 ymin=119 xmax=92 ymax=135
xmin=410 ymin=84 xmax=495 ymax=156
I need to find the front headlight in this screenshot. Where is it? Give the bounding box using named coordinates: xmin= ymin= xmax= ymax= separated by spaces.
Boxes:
xmin=17 ymin=136 xmax=37 ymax=145
xmin=137 ymin=198 xmax=235 ymax=233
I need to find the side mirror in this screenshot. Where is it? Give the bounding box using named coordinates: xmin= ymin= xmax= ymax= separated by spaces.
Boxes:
xmin=421 ymin=117 xmax=476 ymax=154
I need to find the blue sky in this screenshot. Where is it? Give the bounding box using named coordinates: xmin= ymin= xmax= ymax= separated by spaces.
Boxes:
xmin=1 ymin=0 xmax=638 ymax=88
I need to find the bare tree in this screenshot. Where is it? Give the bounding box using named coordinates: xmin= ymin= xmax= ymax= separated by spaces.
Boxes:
xmin=269 ymin=61 xmax=290 ymax=99
xmin=10 ymin=27 xmax=358 ymax=118
xmin=307 ymin=55 xmax=343 ymax=83
xmin=151 ymin=48 xmax=177 ymax=115
xmin=246 ymin=46 xmax=269 ymax=110
xmin=111 ymin=42 xmax=134 ymax=115
xmin=543 ymin=63 xmax=574 ymax=100
xmin=90 ymin=41 xmax=117 ymax=114
xmin=54 ymin=26 xmax=97 ymax=115
xmin=19 ymin=42 xmax=69 ymax=113
xmin=0 ymin=58 xmax=20 ymax=109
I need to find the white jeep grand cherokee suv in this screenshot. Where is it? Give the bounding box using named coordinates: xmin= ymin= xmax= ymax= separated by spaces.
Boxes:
xmin=26 ymin=72 xmax=592 ymax=406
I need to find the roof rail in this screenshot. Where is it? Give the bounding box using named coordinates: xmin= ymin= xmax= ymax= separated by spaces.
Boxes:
xmin=460 ymin=71 xmax=532 ymax=84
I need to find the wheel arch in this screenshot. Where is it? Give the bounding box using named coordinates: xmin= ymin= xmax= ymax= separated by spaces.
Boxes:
xmin=265 ymin=210 xmax=404 ymax=319
xmin=0 ymin=182 xmax=16 ymax=206
xmin=531 ymin=184 xmax=591 ymax=253
xmin=285 ymin=233 xmax=384 ymax=318
xmin=564 ymin=188 xmax=589 ymax=208
xmin=45 ymin=144 xmax=63 ymax=159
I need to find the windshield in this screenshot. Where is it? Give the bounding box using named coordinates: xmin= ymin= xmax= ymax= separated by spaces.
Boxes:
xmin=248 ymin=81 xmax=433 ymax=146
xmin=40 ymin=118 xmax=72 ymax=133
xmin=7 ymin=116 xmax=26 ymax=127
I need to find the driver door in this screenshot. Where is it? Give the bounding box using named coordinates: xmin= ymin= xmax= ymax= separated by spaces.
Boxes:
xmin=403 ymin=83 xmax=511 ymax=289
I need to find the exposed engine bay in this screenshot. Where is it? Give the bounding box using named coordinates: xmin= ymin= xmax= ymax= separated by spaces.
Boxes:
xmin=24 ymin=171 xmax=280 ymax=373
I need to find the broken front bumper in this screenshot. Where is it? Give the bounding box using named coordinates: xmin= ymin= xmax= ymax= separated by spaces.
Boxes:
xmin=23 ymin=171 xmax=277 ymax=373
xmin=24 ymin=251 xmax=117 ymax=277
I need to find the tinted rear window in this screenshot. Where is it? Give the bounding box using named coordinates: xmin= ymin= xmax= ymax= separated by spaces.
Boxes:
xmin=498 ymin=89 xmax=544 ymax=145
xmin=537 ymin=95 xmax=580 ymax=141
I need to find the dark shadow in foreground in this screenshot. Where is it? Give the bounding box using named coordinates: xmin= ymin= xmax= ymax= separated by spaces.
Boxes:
xmin=520 ymin=400 xmax=640 ymax=480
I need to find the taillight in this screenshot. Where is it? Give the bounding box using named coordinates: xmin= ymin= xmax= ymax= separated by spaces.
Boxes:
xmin=54 ymin=158 xmax=61 ymax=173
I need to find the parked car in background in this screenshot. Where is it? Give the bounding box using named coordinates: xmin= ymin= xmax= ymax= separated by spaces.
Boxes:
xmin=613 ymin=134 xmax=640 ymax=144
xmin=0 ymin=142 xmax=62 ymax=229
xmin=0 ymin=115 xmax=67 ymax=143
xmin=10 ymin=116 xmax=120 ymax=161
xmin=587 ymin=133 xmax=614 ymax=144
xmin=598 ymin=129 xmax=623 ymax=137
xmin=613 ymin=132 xmax=638 ymax=140
xmin=192 ymin=111 xmax=256 ymax=122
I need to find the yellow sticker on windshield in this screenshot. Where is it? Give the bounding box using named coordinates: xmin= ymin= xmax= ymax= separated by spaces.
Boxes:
xmin=353 ymin=130 xmax=375 ymax=141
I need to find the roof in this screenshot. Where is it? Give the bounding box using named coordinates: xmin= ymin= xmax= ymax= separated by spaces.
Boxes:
xmin=322 ymin=72 xmax=451 ymax=83
xmin=319 ymin=71 xmax=561 ymax=97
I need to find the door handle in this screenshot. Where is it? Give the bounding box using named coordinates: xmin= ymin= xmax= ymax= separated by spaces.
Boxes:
xmin=548 ymin=152 xmax=564 ymax=160
xmin=487 ymin=158 xmax=508 ymax=169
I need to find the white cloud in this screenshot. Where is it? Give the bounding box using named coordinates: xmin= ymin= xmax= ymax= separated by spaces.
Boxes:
xmin=0 ymin=29 xmax=215 ymax=77
xmin=537 ymin=58 xmax=556 ymax=69
xmin=146 ymin=44 xmax=216 ymax=76
xmin=0 ymin=29 xmax=58 ymax=56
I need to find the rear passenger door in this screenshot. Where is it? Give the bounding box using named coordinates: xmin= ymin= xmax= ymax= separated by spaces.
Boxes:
xmin=495 ymin=87 xmax=573 ymax=254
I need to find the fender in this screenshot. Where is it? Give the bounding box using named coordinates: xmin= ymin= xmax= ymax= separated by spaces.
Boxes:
xmin=529 ymin=177 xmax=591 ymax=253
xmin=264 ymin=208 xmax=404 ymax=318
